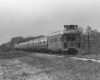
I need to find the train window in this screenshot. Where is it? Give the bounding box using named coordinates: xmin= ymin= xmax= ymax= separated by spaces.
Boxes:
xmin=72 ymin=36 xmax=75 ymax=41
xmin=39 ymin=42 xmax=42 ymax=44
xmin=61 ymin=37 xmax=63 ymax=41
xmin=49 ymin=39 xmax=51 ymax=42
xmin=62 ymin=34 xmax=77 ymax=41
xmin=49 ymin=38 xmax=58 ymax=42
xmin=48 ymin=39 xmax=51 ymax=42
xmin=52 ymin=39 xmax=54 ymax=42
xmin=54 ymin=39 xmax=56 ymax=42
xmin=43 ymin=41 xmax=46 ymax=43
xmin=32 ymin=43 xmax=34 ymax=45
xmin=67 ymin=34 xmax=75 ymax=41
xmin=63 ymin=42 xmax=67 ymax=48
xmin=57 ymin=38 xmax=59 ymax=41
xmin=79 ymin=36 xmax=81 ymax=41
xmin=51 ymin=39 xmax=53 ymax=42
xmin=35 ymin=43 xmax=38 ymax=45
xmin=78 ymin=42 xmax=81 ymax=48
xmin=53 ymin=39 xmax=55 ymax=42
xmin=51 ymin=39 xmax=55 ymax=42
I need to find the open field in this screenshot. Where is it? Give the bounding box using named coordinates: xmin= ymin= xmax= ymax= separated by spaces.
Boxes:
xmin=0 ymin=51 xmax=100 ymax=80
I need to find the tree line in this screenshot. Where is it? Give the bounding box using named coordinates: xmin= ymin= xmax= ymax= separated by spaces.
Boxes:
xmin=0 ymin=35 xmax=44 ymax=52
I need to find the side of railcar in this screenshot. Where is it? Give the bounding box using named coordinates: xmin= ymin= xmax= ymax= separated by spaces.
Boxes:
xmin=24 ymin=37 xmax=48 ymax=52
xmin=15 ymin=42 xmax=28 ymax=51
xmin=38 ymin=36 xmax=48 ymax=52
xmin=26 ymin=39 xmax=39 ymax=51
xmin=47 ymin=25 xmax=82 ymax=55
xmin=47 ymin=31 xmax=64 ymax=53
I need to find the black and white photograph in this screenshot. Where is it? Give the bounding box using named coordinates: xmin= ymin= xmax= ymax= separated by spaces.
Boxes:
xmin=0 ymin=0 xmax=100 ymax=80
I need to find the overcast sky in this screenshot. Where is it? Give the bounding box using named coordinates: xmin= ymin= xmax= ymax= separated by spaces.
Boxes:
xmin=0 ymin=0 xmax=100 ymax=44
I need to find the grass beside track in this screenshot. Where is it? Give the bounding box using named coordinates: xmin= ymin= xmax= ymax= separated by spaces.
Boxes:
xmin=0 ymin=51 xmax=100 ymax=80
xmin=0 ymin=51 xmax=32 ymax=59
xmin=18 ymin=53 xmax=100 ymax=80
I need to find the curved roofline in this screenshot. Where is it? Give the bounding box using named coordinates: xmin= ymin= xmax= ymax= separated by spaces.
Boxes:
xmin=48 ymin=30 xmax=64 ymax=36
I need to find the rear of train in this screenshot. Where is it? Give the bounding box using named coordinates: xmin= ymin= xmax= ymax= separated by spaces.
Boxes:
xmin=62 ymin=25 xmax=81 ymax=54
xmin=48 ymin=25 xmax=81 ymax=55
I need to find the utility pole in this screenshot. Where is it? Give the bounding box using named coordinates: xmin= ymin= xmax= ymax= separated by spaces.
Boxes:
xmin=88 ymin=31 xmax=90 ymax=54
xmin=87 ymin=26 xmax=91 ymax=54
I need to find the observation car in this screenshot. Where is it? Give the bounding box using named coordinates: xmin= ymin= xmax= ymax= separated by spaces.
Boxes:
xmin=48 ymin=25 xmax=81 ymax=54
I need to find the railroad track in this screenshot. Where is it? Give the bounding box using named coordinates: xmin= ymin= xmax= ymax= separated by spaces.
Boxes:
xmin=33 ymin=52 xmax=100 ymax=63
xmin=0 ymin=51 xmax=100 ymax=64
xmin=71 ymin=57 xmax=100 ymax=63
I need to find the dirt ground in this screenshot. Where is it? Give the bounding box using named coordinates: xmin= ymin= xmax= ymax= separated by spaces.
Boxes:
xmin=0 ymin=53 xmax=100 ymax=80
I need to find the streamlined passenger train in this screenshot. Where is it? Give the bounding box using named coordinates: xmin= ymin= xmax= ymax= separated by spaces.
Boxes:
xmin=15 ymin=25 xmax=81 ymax=55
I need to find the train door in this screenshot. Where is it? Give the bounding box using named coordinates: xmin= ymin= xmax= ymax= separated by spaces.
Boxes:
xmin=62 ymin=35 xmax=68 ymax=49
xmin=68 ymin=34 xmax=76 ymax=48
xmin=76 ymin=35 xmax=81 ymax=48
xmin=63 ymin=42 xmax=67 ymax=48
xmin=62 ymin=34 xmax=77 ymax=49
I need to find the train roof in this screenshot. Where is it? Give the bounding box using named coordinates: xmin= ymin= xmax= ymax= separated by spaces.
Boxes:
xmin=28 ymin=36 xmax=47 ymax=43
xmin=18 ymin=42 xmax=27 ymax=45
xmin=49 ymin=30 xmax=63 ymax=36
xmin=39 ymin=36 xmax=47 ymax=42
xmin=48 ymin=29 xmax=81 ymax=36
